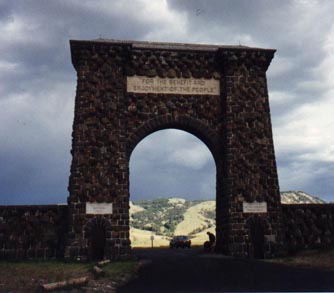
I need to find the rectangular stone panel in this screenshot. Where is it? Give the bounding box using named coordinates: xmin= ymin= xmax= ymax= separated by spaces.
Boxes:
xmin=243 ymin=201 xmax=267 ymax=213
xmin=127 ymin=76 xmax=220 ymax=95
xmin=86 ymin=202 xmax=113 ymax=215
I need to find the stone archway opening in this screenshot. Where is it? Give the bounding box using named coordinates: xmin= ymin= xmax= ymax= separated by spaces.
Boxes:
xmin=250 ymin=222 xmax=265 ymax=259
xmin=129 ymin=129 xmax=216 ymax=249
xmin=246 ymin=216 xmax=269 ymax=259
xmin=91 ymin=222 xmax=106 ymax=260
xmin=85 ymin=217 xmax=110 ymax=260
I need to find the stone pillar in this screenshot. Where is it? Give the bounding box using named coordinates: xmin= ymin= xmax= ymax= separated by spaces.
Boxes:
xmin=65 ymin=42 xmax=132 ymax=260
xmin=218 ymin=49 xmax=284 ymax=257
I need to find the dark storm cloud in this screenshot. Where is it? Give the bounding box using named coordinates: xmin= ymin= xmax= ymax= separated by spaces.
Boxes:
xmin=166 ymin=0 xmax=334 ymax=202
xmin=0 ymin=0 xmax=158 ymax=97
xmin=0 ymin=0 xmax=187 ymax=204
xmin=0 ymin=145 xmax=70 ymax=204
xmin=168 ymin=0 xmax=333 ymax=112
xmin=0 ymin=93 xmax=73 ymax=205
xmin=277 ymin=159 xmax=334 ymax=202
xmin=0 ymin=0 xmax=333 ymax=204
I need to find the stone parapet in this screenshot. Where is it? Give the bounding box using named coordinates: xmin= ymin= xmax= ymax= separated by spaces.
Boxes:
xmin=0 ymin=205 xmax=68 ymax=259
xmin=282 ymin=204 xmax=334 ymax=252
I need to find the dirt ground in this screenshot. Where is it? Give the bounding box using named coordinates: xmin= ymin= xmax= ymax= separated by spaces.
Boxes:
xmin=0 ymin=259 xmax=138 ymax=292
xmin=269 ymin=248 xmax=334 ymax=271
xmin=0 ymin=248 xmax=333 ymax=292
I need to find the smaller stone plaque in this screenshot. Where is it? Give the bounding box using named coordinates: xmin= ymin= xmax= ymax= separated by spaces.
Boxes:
xmin=243 ymin=201 xmax=267 ymax=213
xmin=86 ymin=202 xmax=113 ymax=215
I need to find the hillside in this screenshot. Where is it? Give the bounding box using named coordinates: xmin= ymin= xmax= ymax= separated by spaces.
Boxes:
xmin=174 ymin=200 xmax=215 ymax=236
xmin=129 ymin=198 xmax=210 ymax=246
xmin=129 ymin=198 xmax=196 ymax=237
xmin=129 ymin=191 xmax=327 ymax=247
xmin=280 ymin=191 xmax=326 ymax=204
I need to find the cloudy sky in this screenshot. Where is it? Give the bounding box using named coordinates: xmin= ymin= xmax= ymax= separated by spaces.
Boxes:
xmin=0 ymin=0 xmax=333 ymax=204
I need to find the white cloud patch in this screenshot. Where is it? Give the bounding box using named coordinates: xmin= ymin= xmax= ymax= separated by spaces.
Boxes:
xmin=0 ymin=60 xmax=19 ymax=71
xmin=275 ymin=96 xmax=334 ymax=162
xmin=267 ymin=56 xmax=295 ymax=78
xmin=138 ymin=0 xmax=188 ymax=41
xmin=167 ymin=145 xmax=212 ymax=170
xmin=270 ymin=91 xmax=300 ymax=106
xmin=274 ymin=27 xmax=334 ymax=166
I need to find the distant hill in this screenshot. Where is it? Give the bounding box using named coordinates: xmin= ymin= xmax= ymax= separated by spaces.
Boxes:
xmin=130 ymin=198 xmax=197 ymax=237
xmin=129 ymin=198 xmax=214 ymax=247
xmin=280 ymin=191 xmax=326 ymax=204
xmin=129 ymin=191 xmax=327 ymax=247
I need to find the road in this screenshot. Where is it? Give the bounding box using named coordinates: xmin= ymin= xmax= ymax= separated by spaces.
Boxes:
xmin=118 ymin=247 xmax=334 ymax=292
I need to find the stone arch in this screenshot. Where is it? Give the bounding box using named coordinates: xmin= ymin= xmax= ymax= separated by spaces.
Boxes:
xmin=66 ymin=39 xmax=284 ymax=260
xmin=84 ymin=216 xmax=112 ymax=260
xmin=126 ymin=115 xmax=221 ymax=163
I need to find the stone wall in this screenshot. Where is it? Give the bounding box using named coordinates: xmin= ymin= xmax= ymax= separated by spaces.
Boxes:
xmin=282 ymin=204 xmax=334 ymax=253
xmin=1 ymin=202 xmax=333 ymax=260
xmin=0 ymin=205 xmax=68 ymax=259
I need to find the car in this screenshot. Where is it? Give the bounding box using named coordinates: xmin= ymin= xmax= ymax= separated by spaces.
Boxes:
xmin=170 ymin=235 xmax=191 ymax=249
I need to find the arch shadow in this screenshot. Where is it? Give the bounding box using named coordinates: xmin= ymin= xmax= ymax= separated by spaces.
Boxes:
xmin=245 ymin=215 xmax=270 ymax=259
xmin=84 ymin=216 xmax=112 ymax=260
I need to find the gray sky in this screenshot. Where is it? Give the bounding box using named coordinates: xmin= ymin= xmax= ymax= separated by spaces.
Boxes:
xmin=0 ymin=0 xmax=333 ymax=204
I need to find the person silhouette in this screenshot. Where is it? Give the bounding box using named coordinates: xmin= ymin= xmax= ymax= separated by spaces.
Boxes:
xmin=207 ymin=231 xmax=216 ymax=244
xmin=204 ymin=232 xmax=216 ymax=252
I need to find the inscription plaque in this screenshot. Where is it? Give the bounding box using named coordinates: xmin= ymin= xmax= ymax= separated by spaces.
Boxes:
xmin=243 ymin=201 xmax=267 ymax=213
xmin=127 ymin=76 xmax=220 ymax=95
xmin=86 ymin=202 xmax=113 ymax=215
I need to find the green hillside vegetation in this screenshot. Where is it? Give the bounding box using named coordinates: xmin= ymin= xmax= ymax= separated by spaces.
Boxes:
xmin=130 ymin=198 xmax=210 ymax=236
xmin=129 ymin=192 xmax=325 ymax=247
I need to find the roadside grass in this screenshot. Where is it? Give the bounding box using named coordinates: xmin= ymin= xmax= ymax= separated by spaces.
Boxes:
xmin=268 ymin=248 xmax=334 ymax=271
xmin=102 ymin=260 xmax=138 ymax=279
xmin=0 ymin=259 xmax=138 ymax=292
xmin=0 ymin=260 xmax=91 ymax=291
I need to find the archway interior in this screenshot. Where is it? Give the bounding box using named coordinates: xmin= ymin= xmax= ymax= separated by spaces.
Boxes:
xmin=90 ymin=221 xmax=106 ymax=260
xmin=129 ymin=129 xmax=216 ymax=248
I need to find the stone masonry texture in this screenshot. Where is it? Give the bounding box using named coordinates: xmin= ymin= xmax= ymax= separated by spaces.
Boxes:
xmin=0 ymin=205 xmax=67 ymax=259
xmin=0 ymin=40 xmax=333 ymax=261
xmin=282 ymin=204 xmax=334 ymax=252
xmin=66 ymin=39 xmax=284 ymax=260
xmin=0 ymin=203 xmax=333 ymax=259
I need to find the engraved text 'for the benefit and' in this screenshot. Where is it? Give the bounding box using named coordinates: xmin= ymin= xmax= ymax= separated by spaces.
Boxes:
xmin=127 ymin=76 xmax=220 ymax=95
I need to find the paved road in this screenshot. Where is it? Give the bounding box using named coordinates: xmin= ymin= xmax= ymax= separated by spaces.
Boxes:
xmin=118 ymin=247 xmax=334 ymax=292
